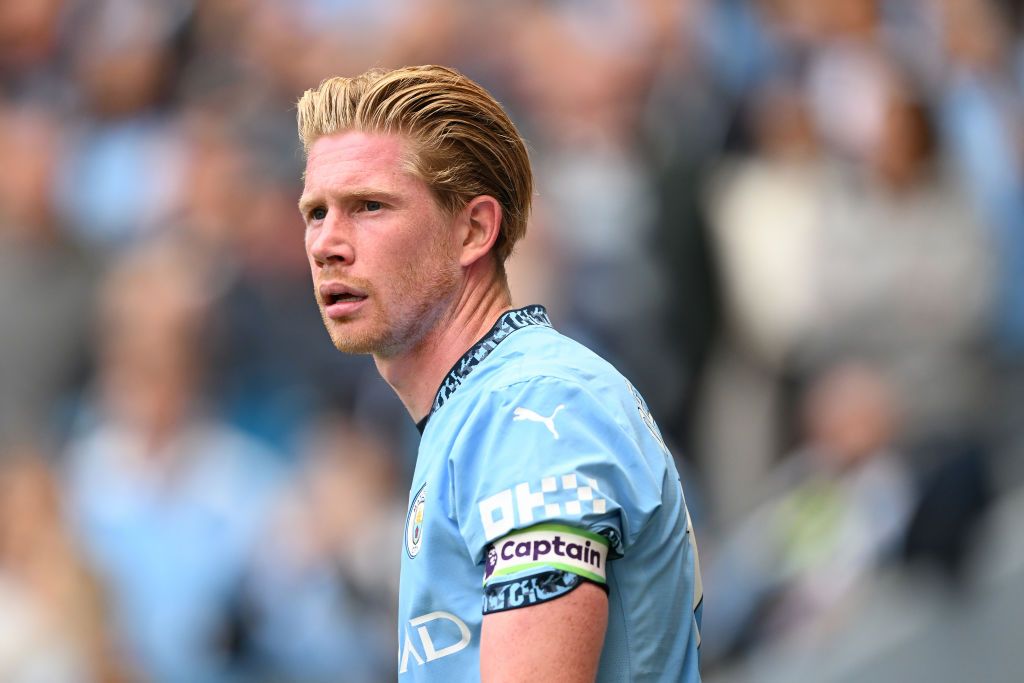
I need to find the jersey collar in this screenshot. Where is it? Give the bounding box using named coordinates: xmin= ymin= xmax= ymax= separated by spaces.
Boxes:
xmin=416 ymin=304 xmax=551 ymax=434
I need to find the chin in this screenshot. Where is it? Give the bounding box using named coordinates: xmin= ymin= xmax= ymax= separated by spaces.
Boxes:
xmin=327 ymin=321 xmax=397 ymax=356
xmin=320 ymin=303 xmax=434 ymax=358
xmin=318 ymin=308 xmax=371 ymax=354
xmin=328 ymin=328 xmax=379 ymax=355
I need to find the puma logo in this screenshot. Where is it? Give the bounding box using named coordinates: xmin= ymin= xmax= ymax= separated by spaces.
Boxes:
xmin=512 ymin=405 xmax=566 ymax=440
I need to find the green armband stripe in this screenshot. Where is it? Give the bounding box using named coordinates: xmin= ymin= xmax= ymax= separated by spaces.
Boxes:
xmin=491 ymin=561 xmax=606 ymax=585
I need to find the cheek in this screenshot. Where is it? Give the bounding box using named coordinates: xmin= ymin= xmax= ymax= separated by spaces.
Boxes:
xmin=381 ymin=227 xmax=432 ymax=269
xmin=303 ymin=231 xmax=317 ymax=265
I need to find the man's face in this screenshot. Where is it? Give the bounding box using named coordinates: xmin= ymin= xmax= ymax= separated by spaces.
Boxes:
xmin=300 ymin=130 xmax=462 ymax=357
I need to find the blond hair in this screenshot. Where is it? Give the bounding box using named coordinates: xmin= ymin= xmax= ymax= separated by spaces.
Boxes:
xmin=297 ymin=65 xmax=532 ymax=265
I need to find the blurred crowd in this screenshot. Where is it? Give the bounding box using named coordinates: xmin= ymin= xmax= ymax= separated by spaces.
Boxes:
xmin=1 ymin=0 xmax=1023 ymax=681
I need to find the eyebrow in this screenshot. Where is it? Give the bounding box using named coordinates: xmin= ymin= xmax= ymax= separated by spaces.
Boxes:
xmin=297 ymin=194 xmax=318 ymax=214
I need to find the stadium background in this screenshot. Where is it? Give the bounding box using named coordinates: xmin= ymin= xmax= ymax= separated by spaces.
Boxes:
xmin=1 ymin=0 xmax=1023 ymax=681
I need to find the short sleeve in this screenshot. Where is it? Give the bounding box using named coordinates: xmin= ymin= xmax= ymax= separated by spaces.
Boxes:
xmin=450 ymin=376 xmax=666 ymax=574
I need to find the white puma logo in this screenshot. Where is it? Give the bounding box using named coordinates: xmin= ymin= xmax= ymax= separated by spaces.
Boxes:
xmin=512 ymin=404 xmax=566 ymax=440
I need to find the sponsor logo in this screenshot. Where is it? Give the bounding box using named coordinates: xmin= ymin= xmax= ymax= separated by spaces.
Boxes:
xmin=405 ymin=483 xmax=427 ymax=559
xmin=399 ymin=611 xmax=471 ymax=674
xmin=512 ymin=404 xmax=566 ymax=439
xmin=483 ymin=524 xmax=609 ymax=585
xmin=478 ymin=473 xmax=608 ymax=540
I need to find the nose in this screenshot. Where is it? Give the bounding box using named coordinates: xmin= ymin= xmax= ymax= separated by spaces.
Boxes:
xmin=307 ymin=212 xmax=355 ymax=267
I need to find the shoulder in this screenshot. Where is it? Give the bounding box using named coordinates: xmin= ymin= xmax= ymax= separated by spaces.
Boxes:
xmin=428 ymin=324 xmax=653 ymax=454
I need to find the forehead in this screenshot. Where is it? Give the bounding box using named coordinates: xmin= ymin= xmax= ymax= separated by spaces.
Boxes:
xmin=303 ymin=130 xmax=416 ymax=191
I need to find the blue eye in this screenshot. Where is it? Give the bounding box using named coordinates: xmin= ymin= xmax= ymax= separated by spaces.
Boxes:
xmin=311 ymin=207 xmax=327 ymax=221
xmin=364 ymin=200 xmax=382 ymax=212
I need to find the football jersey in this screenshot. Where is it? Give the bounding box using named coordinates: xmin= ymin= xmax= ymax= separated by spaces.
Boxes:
xmin=398 ymin=305 xmax=702 ymax=681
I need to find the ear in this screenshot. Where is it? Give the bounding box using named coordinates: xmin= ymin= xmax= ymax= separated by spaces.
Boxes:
xmin=458 ymin=195 xmax=503 ymax=268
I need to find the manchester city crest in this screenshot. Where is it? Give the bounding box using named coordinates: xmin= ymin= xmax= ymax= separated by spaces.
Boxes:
xmin=405 ymin=483 xmax=427 ymax=558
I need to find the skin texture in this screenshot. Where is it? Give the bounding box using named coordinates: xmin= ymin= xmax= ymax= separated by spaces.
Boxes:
xmin=481 ymin=582 xmax=608 ymax=683
xmin=301 ymin=130 xmax=608 ymax=679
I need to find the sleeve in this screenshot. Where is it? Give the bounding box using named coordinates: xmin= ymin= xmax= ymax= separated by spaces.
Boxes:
xmin=448 ymin=376 xmax=665 ymax=610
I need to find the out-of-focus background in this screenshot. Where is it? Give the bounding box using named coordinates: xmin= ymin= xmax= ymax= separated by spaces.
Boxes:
xmin=1 ymin=0 xmax=1023 ymax=681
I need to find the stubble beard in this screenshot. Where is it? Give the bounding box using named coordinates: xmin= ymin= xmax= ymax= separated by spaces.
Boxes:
xmin=318 ymin=254 xmax=461 ymax=358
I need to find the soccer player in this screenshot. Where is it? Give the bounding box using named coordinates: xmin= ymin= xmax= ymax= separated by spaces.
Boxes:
xmin=296 ymin=65 xmax=702 ymax=682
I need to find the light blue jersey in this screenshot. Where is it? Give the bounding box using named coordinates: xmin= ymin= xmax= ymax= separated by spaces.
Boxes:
xmin=399 ymin=306 xmax=702 ymax=681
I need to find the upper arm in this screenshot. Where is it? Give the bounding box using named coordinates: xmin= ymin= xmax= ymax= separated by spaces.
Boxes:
xmin=480 ymin=581 xmax=608 ymax=683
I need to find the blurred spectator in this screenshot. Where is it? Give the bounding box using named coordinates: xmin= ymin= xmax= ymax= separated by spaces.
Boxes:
xmin=236 ymin=414 xmax=406 ymax=682
xmin=935 ymin=0 xmax=1024 ymax=486
xmin=710 ymin=80 xmax=821 ymax=371
xmin=0 ymin=0 xmax=67 ymax=101
xmin=0 ymin=444 xmax=129 ymax=683
xmin=804 ymin=69 xmax=994 ymax=449
xmin=700 ymin=57 xmax=996 ymax=527
xmin=63 ymin=240 xmax=287 ymax=683
xmin=804 ymin=0 xmax=892 ymax=163
xmin=702 ymin=361 xmax=913 ymax=666
xmin=54 ymin=0 xmax=189 ymax=247
xmin=0 ymin=103 xmax=99 ymax=450
xmin=700 ymin=80 xmax=824 ymax=526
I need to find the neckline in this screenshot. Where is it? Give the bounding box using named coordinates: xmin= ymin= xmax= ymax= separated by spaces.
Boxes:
xmin=416 ymin=304 xmax=551 ymax=434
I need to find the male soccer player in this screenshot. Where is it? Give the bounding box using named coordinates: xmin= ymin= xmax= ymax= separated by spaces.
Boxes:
xmin=296 ymin=65 xmax=702 ymax=682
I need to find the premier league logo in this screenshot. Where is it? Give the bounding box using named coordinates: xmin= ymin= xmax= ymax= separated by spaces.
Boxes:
xmin=405 ymin=483 xmax=427 ymax=559
xmin=484 ymin=545 xmax=498 ymax=580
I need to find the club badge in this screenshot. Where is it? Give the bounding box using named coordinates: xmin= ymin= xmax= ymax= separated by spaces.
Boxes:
xmin=405 ymin=483 xmax=427 ymax=559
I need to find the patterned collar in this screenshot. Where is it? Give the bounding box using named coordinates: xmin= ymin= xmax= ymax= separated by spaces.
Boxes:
xmin=416 ymin=305 xmax=551 ymax=434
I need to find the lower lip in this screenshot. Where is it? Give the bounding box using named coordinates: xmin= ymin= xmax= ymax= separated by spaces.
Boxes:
xmin=325 ymin=298 xmax=367 ymax=318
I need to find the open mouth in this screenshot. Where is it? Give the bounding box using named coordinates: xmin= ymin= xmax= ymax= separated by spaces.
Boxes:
xmin=319 ymin=283 xmax=368 ymax=316
xmin=325 ymin=292 xmax=367 ymax=305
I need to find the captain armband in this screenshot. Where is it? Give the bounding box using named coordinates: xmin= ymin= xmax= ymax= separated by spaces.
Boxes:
xmin=481 ymin=524 xmax=611 ymax=614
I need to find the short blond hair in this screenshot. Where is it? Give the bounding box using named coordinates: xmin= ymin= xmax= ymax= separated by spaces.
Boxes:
xmin=297 ymin=65 xmax=532 ymax=265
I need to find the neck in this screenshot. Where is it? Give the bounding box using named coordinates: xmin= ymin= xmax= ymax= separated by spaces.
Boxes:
xmin=375 ymin=272 xmax=512 ymax=422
